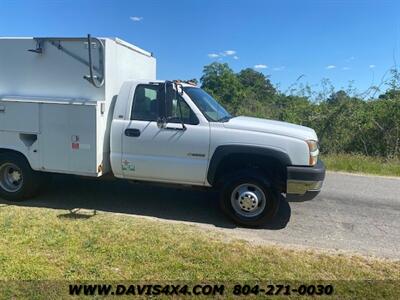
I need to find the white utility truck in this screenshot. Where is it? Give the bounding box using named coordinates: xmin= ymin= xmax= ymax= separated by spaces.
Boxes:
xmin=0 ymin=35 xmax=325 ymax=226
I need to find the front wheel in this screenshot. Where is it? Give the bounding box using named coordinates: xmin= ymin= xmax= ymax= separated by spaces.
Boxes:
xmin=0 ymin=153 xmax=44 ymax=201
xmin=219 ymin=171 xmax=280 ymax=227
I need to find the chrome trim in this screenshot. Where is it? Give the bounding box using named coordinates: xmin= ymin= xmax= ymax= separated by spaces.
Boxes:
xmin=287 ymin=180 xmax=323 ymax=195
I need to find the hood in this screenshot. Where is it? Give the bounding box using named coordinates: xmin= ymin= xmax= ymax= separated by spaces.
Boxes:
xmin=223 ymin=116 xmax=318 ymax=141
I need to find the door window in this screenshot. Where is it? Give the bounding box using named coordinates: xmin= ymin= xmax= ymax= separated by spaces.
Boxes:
xmin=131 ymin=85 xmax=160 ymax=121
xmin=167 ymin=94 xmax=199 ymax=125
xmin=131 ymin=84 xmax=199 ymax=125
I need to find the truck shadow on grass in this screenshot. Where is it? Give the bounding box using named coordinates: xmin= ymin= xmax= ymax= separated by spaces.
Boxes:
xmin=1 ymin=174 xmax=292 ymax=230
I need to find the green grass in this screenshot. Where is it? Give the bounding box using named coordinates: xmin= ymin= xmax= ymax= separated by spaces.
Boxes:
xmin=323 ymin=154 xmax=400 ymax=177
xmin=0 ymin=205 xmax=399 ymax=299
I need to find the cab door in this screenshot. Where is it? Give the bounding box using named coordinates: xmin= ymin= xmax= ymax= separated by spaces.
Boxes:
xmin=121 ymin=83 xmax=210 ymax=185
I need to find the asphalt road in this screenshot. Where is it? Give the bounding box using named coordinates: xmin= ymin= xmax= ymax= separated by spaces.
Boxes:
xmin=1 ymin=171 xmax=399 ymax=259
xmin=231 ymin=172 xmax=400 ymax=259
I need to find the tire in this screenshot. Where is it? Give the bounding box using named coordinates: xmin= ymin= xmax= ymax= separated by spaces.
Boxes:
xmin=0 ymin=153 xmax=43 ymax=201
xmin=219 ymin=170 xmax=280 ymax=227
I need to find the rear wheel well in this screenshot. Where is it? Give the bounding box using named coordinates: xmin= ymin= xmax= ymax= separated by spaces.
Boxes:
xmin=213 ymin=153 xmax=287 ymax=191
xmin=0 ymin=149 xmax=30 ymax=164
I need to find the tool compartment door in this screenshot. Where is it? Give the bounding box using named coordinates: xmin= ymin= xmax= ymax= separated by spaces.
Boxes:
xmin=0 ymin=101 xmax=40 ymax=133
xmin=40 ymin=102 xmax=98 ymax=175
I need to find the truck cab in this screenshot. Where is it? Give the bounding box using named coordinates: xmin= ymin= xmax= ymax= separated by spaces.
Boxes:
xmin=110 ymin=80 xmax=326 ymax=226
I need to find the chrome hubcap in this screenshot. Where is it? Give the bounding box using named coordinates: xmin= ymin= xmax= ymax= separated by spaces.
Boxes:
xmin=0 ymin=163 xmax=23 ymax=192
xmin=239 ymin=191 xmax=259 ymax=211
xmin=231 ymin=183 xmax=266 ymax=218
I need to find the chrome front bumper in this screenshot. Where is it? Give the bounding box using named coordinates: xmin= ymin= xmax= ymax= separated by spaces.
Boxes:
xmin=286 ymin=160 xmax=326 ymax=201
xmin=286 ymin=179 xmax=324 ymax=195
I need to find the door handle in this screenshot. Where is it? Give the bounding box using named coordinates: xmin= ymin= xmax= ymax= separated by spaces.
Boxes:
xmin=125 ymin=128 xmax=141 ymax=137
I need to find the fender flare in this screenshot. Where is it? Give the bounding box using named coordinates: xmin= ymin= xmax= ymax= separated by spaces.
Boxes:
xmin=207 ymin=145 xmax=292 ymax=185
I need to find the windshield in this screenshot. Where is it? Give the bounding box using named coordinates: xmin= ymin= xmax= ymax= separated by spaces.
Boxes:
xmin=183 ymin=87 xmax=232 ymax=122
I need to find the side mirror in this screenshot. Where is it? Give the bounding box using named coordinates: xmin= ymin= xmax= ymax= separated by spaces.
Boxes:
xmin=157 ymin=117 xmax=166 ymax=129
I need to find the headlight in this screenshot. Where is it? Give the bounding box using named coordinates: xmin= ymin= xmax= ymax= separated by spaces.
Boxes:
xmin=306 ymin=140 xmax=319 ymax=166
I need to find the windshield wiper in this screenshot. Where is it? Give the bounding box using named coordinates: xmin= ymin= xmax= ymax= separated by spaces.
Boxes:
xmin=218 ymin=116 xmax=232 ymax=122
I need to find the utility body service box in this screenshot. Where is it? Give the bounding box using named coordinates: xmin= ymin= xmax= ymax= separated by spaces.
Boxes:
xmin=0 ymin=37 xmax=156 ymax=176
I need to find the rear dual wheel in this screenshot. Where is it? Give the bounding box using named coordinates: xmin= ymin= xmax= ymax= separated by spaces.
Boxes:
xmin=0 ymin=153 xmax=45 ymax=201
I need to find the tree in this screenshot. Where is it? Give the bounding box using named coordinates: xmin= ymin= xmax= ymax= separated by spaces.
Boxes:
xmin=200 ymin=63 xmax=244 ymax=113
xmin=326 ymin=90 xmax=350 ymax=105
xmin=199 ymin=62 xmax=400 ymax=159
xmin=378 ymin=89 xmax=400 ymax=100
xmin=237 ymin=68 xmax=276 ymax=102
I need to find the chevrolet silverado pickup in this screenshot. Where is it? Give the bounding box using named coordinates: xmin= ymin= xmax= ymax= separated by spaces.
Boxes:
xmin=0 ymin=35 xmax=325 ymax=227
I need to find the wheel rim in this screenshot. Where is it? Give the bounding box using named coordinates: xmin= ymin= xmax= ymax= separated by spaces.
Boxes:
xmin=230 ymin=183 xmax=267 ymax=218
xmin=0 ymin=163 xmax=23 ymax=193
